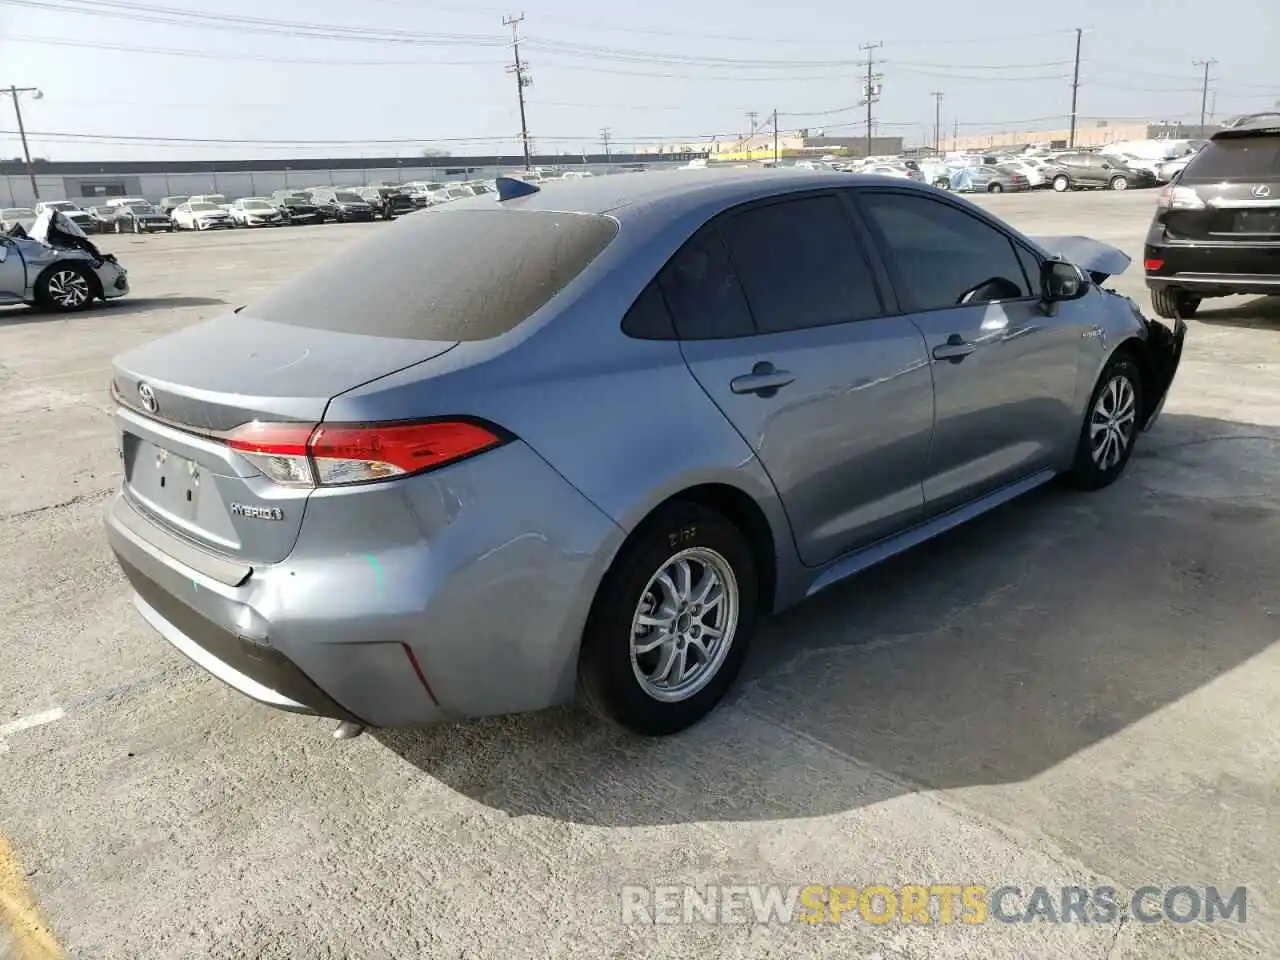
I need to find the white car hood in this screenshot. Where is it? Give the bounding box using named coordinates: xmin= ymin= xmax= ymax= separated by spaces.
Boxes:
xmin=29 ymin=209 xmax=88 ymax=243
xmin=191 ymin=207 xmax=229 ymax=216
xmin=1031 ymin=235 xmax=1132 ymax=281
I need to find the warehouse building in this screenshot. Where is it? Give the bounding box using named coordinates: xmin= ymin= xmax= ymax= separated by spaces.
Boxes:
xmin=0 ymin=151 xmax=708 ymax=208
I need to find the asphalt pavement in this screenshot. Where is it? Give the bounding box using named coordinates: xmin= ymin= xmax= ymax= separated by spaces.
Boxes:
xmin=0 ymin=190 xmax=1276 ymax=959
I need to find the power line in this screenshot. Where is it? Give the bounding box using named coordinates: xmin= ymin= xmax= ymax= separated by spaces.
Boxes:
xmin=931 ymin=92 xmax=944 ymax=152
xmin=1068 ymin=28 xmax=1083 ymax=148
xmin=0 ymin=0 xmax=507 ymax=46
xmin=504 ymin=13 xmax=533 ymax=169
xmin=1193 ymin=58 xmax=1218 ymax=128
xmin=860 ymin=41 xmax=883 ymax=157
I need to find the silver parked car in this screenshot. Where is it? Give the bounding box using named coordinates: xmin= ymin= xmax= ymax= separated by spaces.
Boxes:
xmin=1 ymin=210 xmax=129 ymax=311
xmin=105 ymin=172 xmax=1184 ymax=738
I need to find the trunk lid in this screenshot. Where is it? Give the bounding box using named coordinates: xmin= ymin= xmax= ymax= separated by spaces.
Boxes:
xmin=1163 ymin=133 xmax=1280 ymax=242
xmin=112 ymin=310 xmax=456 ymax=563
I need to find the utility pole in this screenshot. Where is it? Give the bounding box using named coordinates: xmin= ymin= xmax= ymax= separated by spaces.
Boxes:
xmin=1067 ymin=28 xmax=1083 ymax=149
xmin=772 ymin=109 xmax=780 ymax=163
xmin=1209 ymin=90 xmax=1218 ymax=125
xmin=1193 ymin=58 xmax=1217 ymax=131
xmin=600 ymin=127 xmax=611 ymax=162
xmin=860 ymin=42 xmax=883 ymax=159
xmin=931 ymin=91 xmax=944 ymax=153
xmin=2 ymin=85 xmax=43 ymax=200
xmin=503 ymin=14 xmax=533 ymax=170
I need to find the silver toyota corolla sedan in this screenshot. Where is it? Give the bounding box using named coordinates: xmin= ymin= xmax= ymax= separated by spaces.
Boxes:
xmin=105 ymin=171 xmax=1185 ymax=738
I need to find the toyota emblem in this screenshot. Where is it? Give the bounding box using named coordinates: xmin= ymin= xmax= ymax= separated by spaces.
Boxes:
xmin=1252 ymin=184 xmax=1272 ymax=198
xmin=137 ymin=381 xmax=158 ymax=414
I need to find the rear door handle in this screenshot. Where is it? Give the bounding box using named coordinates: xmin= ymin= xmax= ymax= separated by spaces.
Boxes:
xmin=932 ymin=334 xmax=976 ymax=363
xmin=730 ymin=361 xmax=795 ymax=396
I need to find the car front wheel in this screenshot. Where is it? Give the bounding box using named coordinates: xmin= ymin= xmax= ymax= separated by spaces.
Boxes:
xmin=1068 ymin=355 xmax=1144 ymax=490
xmin=35 ymin=264 xmax=96 ymax=312
xmin=1110 ymin=176 xmax=1129 ymax=191
xmin=578 ymin=503 xmax=758 ymax=736
xmin=1052 ymin=174 xmax=1070 ymax=192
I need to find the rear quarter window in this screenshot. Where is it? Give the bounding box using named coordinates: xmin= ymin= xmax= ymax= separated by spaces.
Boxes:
xmin=1183 ymin=136 xmax=1280 ymax=179
xmin=245 ymin=209 xmax=619 ymax=340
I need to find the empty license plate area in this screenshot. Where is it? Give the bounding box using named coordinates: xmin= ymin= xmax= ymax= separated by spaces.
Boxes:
xmin=1214 ymin=209 xmax=1280 ymax=235
xmin=123 ymin=433 xmax=207 ymax=523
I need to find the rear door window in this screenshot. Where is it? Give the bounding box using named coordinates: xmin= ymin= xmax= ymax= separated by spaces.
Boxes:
xmin=657 ymin=227 xmax=756 ymax=339
xmin=247 ymin=210 xmax=618 ymax=340
xmin=718 ymin=194 xmax=884 ymax=333
xmin=1182 ymin=136 xmax=1280 ymax=179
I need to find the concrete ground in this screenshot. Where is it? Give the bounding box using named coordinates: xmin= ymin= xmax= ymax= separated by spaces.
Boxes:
xmin=1 ymin=191 xmax=1276 ymax=959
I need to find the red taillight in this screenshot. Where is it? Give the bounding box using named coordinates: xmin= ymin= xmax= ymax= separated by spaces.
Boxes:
xmin=224 ymin=419 xmax=506 ymax=488
xmin=1144 ymin=258 xmax=1164 ymax=272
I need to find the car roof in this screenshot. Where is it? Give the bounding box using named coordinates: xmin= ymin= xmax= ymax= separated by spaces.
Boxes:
xmin=454 ymin=169 xmax=934 ymax=225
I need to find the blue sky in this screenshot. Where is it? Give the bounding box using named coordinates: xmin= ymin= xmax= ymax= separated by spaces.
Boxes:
xmin=1 ymin=0 xmax=1277 ymax=160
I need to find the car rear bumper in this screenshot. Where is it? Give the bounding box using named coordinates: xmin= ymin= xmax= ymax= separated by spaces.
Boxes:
xmin=104 ymin=440 xmax=624 ymax=729
xmin=1145 ymin=239 xmax=1280 ymax=295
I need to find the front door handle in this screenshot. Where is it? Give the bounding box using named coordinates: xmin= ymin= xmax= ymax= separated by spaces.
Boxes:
xmin=730 ymin=361 xmax=795 ymax=396
xmin=932 ymin=334 xmax=976 ymax=363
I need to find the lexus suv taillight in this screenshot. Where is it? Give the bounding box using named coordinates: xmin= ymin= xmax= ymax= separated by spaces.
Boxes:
xmin=225 ymin=419 xmax=508 ymax=487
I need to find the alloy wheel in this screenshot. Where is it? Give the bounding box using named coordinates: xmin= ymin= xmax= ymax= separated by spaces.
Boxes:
xmin=629 ymin=547 xmax=740 ymax=703
xmin=47 ymin=270 xmax=90 ymax=309
xmin=1090 ymin=374 xmax=1137 ymax=469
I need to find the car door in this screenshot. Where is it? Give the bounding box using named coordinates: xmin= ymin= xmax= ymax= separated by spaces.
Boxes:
xmin=664 ymin=192 xmax=935 ymax=567
xmin=1079 ymin=154 xmax=1109 ymax=186
xmin=0 ymin=238 xmax=27 ymax=300
xmin=854 ymin=188 xmax=1084 ymax=515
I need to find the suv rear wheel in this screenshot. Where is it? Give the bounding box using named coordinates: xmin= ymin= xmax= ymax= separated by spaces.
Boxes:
xmin=1150 ymin=287 xmax=1201 ymax=319
xmin=578 ymin=503 xmax=758 ymax=736
xmin=1052 ymin=174 xmax=1071 ymax=192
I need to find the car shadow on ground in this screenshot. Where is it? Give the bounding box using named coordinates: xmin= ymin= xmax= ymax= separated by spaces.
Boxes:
xmin=1194 ymin=294 xmax=1280 ymax=329
xmin=0 ymin=295 xmax=228 ymax=327
xmin=374 ymin=412 xmax=1280 ymax=826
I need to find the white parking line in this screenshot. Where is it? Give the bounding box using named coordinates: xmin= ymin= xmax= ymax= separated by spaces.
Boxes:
xmin=0 ymin=709 xmax=65 ymax=755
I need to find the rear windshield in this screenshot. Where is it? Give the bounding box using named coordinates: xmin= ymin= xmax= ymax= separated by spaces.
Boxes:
xmin=246 ymin=209 xmax=619 ymax=340
xmin=1184 ymin=136 xmax=1280 ymax=179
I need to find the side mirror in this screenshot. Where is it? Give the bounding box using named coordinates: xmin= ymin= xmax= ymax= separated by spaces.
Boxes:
xmin=1041 ymin=260 xmax=1090 ymax=302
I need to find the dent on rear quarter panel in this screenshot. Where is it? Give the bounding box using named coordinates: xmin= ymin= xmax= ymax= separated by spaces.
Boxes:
xmin=267 ymin=440 xmax=625 ymax=718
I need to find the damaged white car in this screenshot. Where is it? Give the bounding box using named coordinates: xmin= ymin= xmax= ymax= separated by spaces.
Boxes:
xmin=0 ymin=208 xmax=129 ymax=312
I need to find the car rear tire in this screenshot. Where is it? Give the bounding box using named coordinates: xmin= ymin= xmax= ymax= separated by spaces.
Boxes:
xmin=1110 ymin=176 xmax=1129 ymax=191
xmin=1150 ymin=287 xmax=1200 ymax=319
xmin=578 ymin=503 xmax=759 ymax=736
xmin=1068 ymin=355 xmax=1144 ymax=491
xmin=35 ymin=264 xmax=97 ymax=313
xmin=1052 ymin=174 xmax=1070 ymax=192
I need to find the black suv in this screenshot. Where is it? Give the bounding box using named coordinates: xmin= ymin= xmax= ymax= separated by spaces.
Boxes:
xmin=270 ymin=192 xmax=323 ymax=225
xmin=1145 ymin=112 xmax=1280 ymax=318
xmin=356 ymin=186 xmax=414 ymax=220
xmin=1046 ymin=152 xmax=1158 ymax=192
xmin=306 ymin=187 xmax=375 ymax=222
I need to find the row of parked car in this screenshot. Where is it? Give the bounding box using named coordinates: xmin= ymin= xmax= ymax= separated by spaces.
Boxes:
xmin=760 ymin=139 xmax=1209 ymax=195
xmin=0 ymin=180 xmax=504 ymax=238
